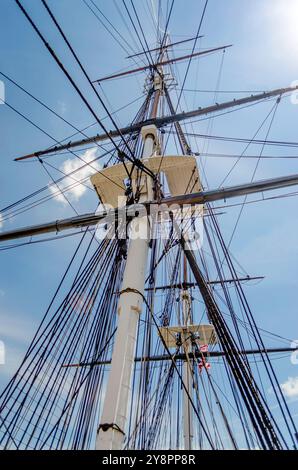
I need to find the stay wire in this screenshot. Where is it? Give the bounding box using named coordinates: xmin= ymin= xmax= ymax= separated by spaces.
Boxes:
xmin=40 ymin=0 xmax=153 ymax=181
xmin=15 ymin=0 xmax=154 ymax=180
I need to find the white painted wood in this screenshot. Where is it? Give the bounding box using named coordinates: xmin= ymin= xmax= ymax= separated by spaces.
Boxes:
xmin=96 ymin=129 xmax=156 ymax=450
xmin=90 ymin=155 xmax=201 ymax=207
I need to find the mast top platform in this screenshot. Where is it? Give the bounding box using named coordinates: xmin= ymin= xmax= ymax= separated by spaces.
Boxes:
xmin=90 ymin=155 xmax=202 ymax=207
xmin=159 ymin=324 xmax=217 ymax=349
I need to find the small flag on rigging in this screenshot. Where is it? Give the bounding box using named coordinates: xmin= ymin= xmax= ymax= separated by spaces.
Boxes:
xmin=198 ymin=358 xmax=211 ymax=373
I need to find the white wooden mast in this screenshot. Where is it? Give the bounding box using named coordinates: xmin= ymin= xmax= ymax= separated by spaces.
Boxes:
xmin=181 ymin=289 xmax=194 ymax=450
xmin=93 ymin=50 xmax=210 ymax=450
xmin=96 ymin=124 xmax=158 ymax=450
xmin=95 ymin=55 xmax=164 ymax=451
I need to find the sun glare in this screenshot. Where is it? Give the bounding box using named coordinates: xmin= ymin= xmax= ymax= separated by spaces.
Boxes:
xmin=270 ymin=0 xmax=298 ymax=50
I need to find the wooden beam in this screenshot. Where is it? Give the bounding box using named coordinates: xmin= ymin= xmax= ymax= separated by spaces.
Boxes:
xmin=93 ymin=45 xmax=232 ymax=82
xmin=144 ymin=277 xmax=265 ymax=291
xmin=61 ymin=347 xmax=297 ymax=368
xmin=125 ymin=36 xmax=204 ymax=59
xmin=2 ymin=172 xmax=298 ymax=242
xmin=14 ymin=84 xmax=298 ymax=161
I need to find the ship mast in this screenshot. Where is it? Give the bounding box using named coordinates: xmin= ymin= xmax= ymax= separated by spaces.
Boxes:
xmin=181 ymin=258 xmax=194 ymax=450
xmin=96 ymin=68 xmax=163 ymax=450
xmin=1 ymin=3 xmax=298 ymax=451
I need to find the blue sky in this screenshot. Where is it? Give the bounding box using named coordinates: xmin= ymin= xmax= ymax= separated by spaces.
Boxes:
xmin=0 ymin=0 xmax=298 ymax=444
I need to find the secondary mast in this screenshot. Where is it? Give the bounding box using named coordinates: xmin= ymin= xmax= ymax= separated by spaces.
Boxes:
xmin=181 ymin=260 xmax=194 ymax=450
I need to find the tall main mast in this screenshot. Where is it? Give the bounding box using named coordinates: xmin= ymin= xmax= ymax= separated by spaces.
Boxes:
xmin=96 ymin=72 xmax=162 ymax=450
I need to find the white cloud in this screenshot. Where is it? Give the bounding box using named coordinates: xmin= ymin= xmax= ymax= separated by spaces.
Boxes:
xmin=49 ymin=147 xmax=100 ymax=203
xmin=0 ymin=213 xmax=3 ymax=229
xmin=0 ymin=344 xmax=25 ymax=382
xmin=263 ymin=1 xmax=298 ymax=55
xmin=0 ymin=311 xmax=38 ymax=384
xmin=0 ymin=311 xmax=36 ymax=345
xmin=57 ymin=100 xmax=67 ymax=115
xmin=281 ymin=377 xmax=298 ymax=398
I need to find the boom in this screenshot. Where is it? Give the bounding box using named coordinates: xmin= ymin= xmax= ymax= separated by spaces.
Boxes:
xmin=15 ymin=84 xmax=298 ymax=161
xmin=2 ymin=171 xmax=298 ymax=242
